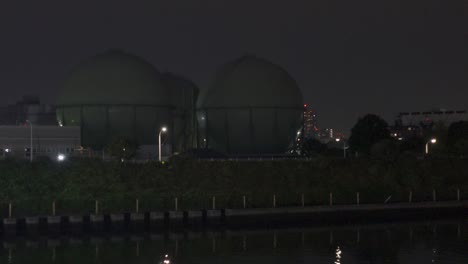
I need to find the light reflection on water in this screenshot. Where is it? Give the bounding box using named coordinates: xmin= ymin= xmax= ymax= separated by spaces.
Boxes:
xmin=334 ymin=246 xmax=341 ymax=264
xmin=0 ymin=219 xmax=467 ymax=264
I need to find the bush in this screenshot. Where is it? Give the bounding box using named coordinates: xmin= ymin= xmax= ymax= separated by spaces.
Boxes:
xmin=0 ymin=157 xmax=467 ymax=217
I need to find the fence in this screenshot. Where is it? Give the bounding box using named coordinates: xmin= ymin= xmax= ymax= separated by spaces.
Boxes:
xmin=1 ymin=187 xmax=466 ymax=218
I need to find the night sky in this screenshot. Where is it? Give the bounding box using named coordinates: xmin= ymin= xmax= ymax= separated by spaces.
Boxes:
xmin=0 ymin=0 xmax=466 ymax=133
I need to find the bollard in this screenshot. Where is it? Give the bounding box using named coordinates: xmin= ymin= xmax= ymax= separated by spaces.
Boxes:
xmin=273 ymin=195 xmax=276 ymax=208
xmin=301 ymin=193 xmax=305 ymax=207
xmin=409 ymin=191 xmax=412 ymax=203
xmin=457 ymin=189 xmax=460 ymax=201
xmin=329 ymin=193 xmax=333 ymax=206
xmin=136 ymin=199 xmax=139 ymax=214
xmin=8 ymin=202 xmax=12 ymax=218
xmin=136 ymin=241 xmax=140 ymax=257
xmin=52 ymin=247 xmax=56 ymax=262
xmin=357 ymin=192 xmax=360 ymax=205
xmin=243 ymin=235 xmax=247 ymax=251
xmin=273 ymin=232 xmax=277 ymax=249
xmin=212 ymin=196 xmax=216 ymax=210
xmin=211 ymin=238 xmax=216 ymax=253
xmin=52 ymin=201 xmax=56 ymax=216
xmin=433 ymin=190 xmax=436 ymax=202
xmin=243 ymin=196 xmax=246 ymax=209
xmin=175 ymin=197 xmax=178 ymax=211
xmin=95 ymin=200 xmax=99 ymax=215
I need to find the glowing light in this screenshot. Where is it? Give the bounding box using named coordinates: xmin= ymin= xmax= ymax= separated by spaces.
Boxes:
xmin=161 ymin=127 xmax=167 ymax=132
xmin=5 ymin=148 xmax=10 ymax=153
xmin=163 ymin=254 xmax=171 ymax=264
xmin=335 ymin=246 xmax=342 ymax=264
xmin=335 ymin=138 xmax=341 ymax=142
xmin=430 ymin=138 xmax=437 ymax=144
xmin=57 ymin=154 xmax=65 ymax=162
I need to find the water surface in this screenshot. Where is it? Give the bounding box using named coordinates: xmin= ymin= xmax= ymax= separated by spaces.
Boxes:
xmin=1 ymin=218 xmax=467 ymax=263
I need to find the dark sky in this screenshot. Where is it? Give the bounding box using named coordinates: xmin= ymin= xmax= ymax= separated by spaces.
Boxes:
xmin=0 ymin=0 xmax=467 ymax=133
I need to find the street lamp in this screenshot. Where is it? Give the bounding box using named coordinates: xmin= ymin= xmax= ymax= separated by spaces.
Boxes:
xmin=57 ymin=153 xmax=66 ymax=162
xmin=25 ymin=120 xmax=33 ymax=162
xmin=159 ymin=127 xmax=167 ymax=162
xmin=335 ymin=138 xmax=348 ymax=158
xmin=425 ymin=138 xmax=437 ymax=154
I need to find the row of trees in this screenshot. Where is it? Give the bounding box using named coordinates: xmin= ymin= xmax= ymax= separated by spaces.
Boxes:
xmin=348 ymin=114 xmax=468 ymax=157
xmin=301 ymin=114 xmax=468 ymax=158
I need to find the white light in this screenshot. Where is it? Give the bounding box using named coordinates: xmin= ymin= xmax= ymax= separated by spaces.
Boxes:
xmin=335 ymin=246 xmax=342 ymax=264
xmin=5 ymin=148 xmax=10 ymax=153
xmin=431 ymin=138 xmax=437 ymax=144
xmin=57 ymin=154 xmax=65 ymax=161
xmin=203 ymin=138 xmax=207 ymax=142
xmin=161 ymin=127 xmax=167 ymax=132
xmin=297 ymin=131 xmax=301 ymax=135
xmin=335 ymin=138 xmax=341 ymax=142
xmin=398 ymin=137 xmax=403 ymax=141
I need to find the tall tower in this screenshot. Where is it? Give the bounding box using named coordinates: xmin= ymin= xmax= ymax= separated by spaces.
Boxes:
xmin=303 ymin=104 xmax=318 ymax=139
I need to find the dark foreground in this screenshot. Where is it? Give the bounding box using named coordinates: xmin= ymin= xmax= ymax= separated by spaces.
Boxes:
xmin=1 ymin=218 xmax=467 ymax=264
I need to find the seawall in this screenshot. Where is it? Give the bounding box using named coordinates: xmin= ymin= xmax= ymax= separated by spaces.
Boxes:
xmin=1 ymin=201 xmax=467 ymax=236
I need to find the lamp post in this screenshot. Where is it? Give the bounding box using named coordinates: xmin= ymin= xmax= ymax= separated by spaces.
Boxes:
xmin=425 ymin=138 xmax=437 ymax=155
xmin=26 ymin=120 xmax=33 ymax=162
xmin=335 ymin=138 xmax=347 ymax=158
xmin=158 ymin=127 xmax=167 ymax=162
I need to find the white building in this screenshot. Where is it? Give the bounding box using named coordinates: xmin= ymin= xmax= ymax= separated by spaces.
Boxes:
xmin=0 ymin=126 xmax=81 ymax=160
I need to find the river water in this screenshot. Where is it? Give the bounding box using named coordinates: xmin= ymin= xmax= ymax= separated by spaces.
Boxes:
xmin=1 ymin=218 xmax=467 ymax=263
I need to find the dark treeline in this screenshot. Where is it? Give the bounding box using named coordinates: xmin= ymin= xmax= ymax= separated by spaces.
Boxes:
xmin=0 ymin=156 xmax=467 ymax=217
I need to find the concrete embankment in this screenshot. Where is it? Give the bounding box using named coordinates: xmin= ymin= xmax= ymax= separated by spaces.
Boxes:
xmin=1 ymin=201 xmax=467 ymax=236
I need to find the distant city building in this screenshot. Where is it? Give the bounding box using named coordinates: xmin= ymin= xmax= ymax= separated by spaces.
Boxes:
xmin=391 ymin=109 xmax=468 ymax=140
xmin=396 ymin=109 xmax=468 ymax=127
xmin=0 ymin=125 xmax=81 ymax=160
xmin=317 ymin=128 xmax=334 ymax=143
xmin=303 ymin=104 xmax=318 ymax=139
xmin=0 ymin=96 xmax=56 ymax=126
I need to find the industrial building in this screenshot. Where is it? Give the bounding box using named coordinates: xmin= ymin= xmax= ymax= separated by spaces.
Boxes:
xmin=54 ymin=51 xmax=304 ymax=157
xmin=56 ymin=50 xmax=197 ymax=156
xmin=396 ymin=110 xmax=468 ymax=127
xmin=0 ymin=96 xmax=56 ymax=126
xmin=1 ymin=50 xmax=305 ymax=159
xmin=197 ymin=55 xmax=304 ymax=155
xmin=0 ymin=125 xmax=80 ymax=160
xmin=391 ymin=109 xmax=468 ymax=140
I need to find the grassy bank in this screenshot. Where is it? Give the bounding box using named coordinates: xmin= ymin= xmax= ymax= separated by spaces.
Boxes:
xmin=0 ymin=156 xmax=467 ymax=217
